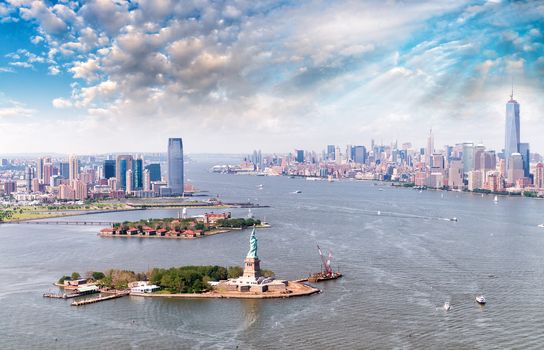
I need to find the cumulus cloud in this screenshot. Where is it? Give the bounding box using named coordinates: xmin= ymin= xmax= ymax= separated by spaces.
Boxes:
xmin=1 ymin=0 xmax=544 ymax=153
xmin=52 ymin=97 xmax=72 ymax=108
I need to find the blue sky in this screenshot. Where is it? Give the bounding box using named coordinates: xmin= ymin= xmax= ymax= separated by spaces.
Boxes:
xmin=0 ymin=0 xmax=543 ymax=154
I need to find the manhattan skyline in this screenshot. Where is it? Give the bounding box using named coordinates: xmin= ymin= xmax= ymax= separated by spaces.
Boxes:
xmin=0 ymin=1 xmax=543 ymax=154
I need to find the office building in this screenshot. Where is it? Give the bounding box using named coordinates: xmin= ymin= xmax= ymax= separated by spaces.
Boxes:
xmin=69 ymin=154 xmax=79 ymax=181
xmin=507 ymin=153 xmax=524 ymax=186
xmin=132 ymin=157 xmax=143 ymax=190
xmin=295 ymin=149 xmax=304 ymax=163
xmin=103 ymin=160 xmax=115 ymax=179
xmin=167 ymin=138 xmax=184 ymax=195
xmin=519 ymin=142 xmax=530 ymax=178
xmin=144 ymin=164 xmax=161 ymax=182
xmin=116 ymin=155 xmax=133 ymax=190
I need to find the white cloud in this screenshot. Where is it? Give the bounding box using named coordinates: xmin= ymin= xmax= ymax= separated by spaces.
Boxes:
xmin=52 ymin=97 xmax=72 ymax=108
xmin=48 ymin=66 xmax=60 ymax=75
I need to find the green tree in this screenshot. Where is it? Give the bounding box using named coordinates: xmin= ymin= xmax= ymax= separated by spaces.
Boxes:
xmin=91 ymin=271 xmax=105 ymax=280
xmin=71 ymin=272 xmax=81 ymax=280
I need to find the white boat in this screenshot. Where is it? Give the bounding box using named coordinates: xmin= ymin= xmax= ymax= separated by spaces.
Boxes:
xmin=378 ymin=188 xmax=384 ymax=191
xmin=443 ymin=302 xmax=451 ymax=311
xmin=450 ymin=217 xmax=458 ymax=222
xmin=493 ymin=195 xmax=498 ymax=203
xmin=476 ymin=295 xmax=486 ymax=305
xmin=538 ymin=224 xmax=544 ymax=228
xmin=292 ymin=190 xmax=302 ymax=194
xmin=377 ymin=210 xmax=381 ymax=216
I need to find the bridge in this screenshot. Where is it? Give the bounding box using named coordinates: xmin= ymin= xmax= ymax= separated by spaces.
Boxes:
xmin=14 ymin=221 xmax=115 ymax=226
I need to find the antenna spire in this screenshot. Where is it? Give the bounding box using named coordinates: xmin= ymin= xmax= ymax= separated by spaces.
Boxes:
xmin=510 ymin=78 xmax=514 ymax=100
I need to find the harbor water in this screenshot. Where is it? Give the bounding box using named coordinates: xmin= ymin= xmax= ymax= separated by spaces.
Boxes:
xmin=1 ymin=157 xmax=544 ymax=349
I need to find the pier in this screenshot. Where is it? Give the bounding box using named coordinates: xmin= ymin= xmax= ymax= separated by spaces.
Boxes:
xmin=71 ymin=291 xmax=129 ymax=306
xmin=15 ymin=220 xmax=115 ymax=226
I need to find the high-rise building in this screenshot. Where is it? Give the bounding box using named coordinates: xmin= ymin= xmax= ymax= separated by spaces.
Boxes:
xmin=58 ymin=162 xmax=70 ymax=178
xmin=143 ymin=169 xmax=151 ymax=191
xmin=353 ymin=146 xmax=367 ymax=164
xmin=473 ymin=144 xmax=486 ymax=170
xmin=132 ymin=157 xmax=143 ymax=190
xmin=504 ymin=91 xmax=520 ymax=171
xmin=144 ymin=164 xmax=161 ymax=182
xmin=126 ymin=169 xmax=133 ymax=194
xmin=103 ymin=160 xmax=116 ymax=179
xmin=535 ymin=162 xmax=544 ymax=189
xmin=519 ymin=142 xmax=530 ymax=178
xmin=36 ymin=158 xmax=44 ymax=182
xmin=116 ymin=155 xmax=133 ymax=190
xmin=43 ymin=163 xmax=53 ymax=185
xmin=167 ymin=138 xmax=184 ymax=195
xmin=69 ymin=154 xmax=79 ymax=181
xmin=25 ymin=166 xmax=32 ymax=192
xmin=448 ymin=159 xmax=464 ymax=189
xmin=327 ymin=145 xmax=335 ymax=161
xmin=462 ymin=143 xmax=474 ymax=174
xmin=426 ymin=129 xmax=434 ymax=167
xmin=295 ymin=149 xmax=304 ymax=163
xmin=507 ymin=153 xmax=524 ymax=186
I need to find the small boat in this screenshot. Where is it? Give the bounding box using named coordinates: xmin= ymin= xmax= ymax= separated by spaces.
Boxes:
xmin=377 ymin=210 xmax=381 ymax=216
xmin=378 ymin=188 xmax=384 ymax=191
xmin=493 ymin=195 xmax=498 ymax=203
xmin=443 ymin=302 xmax=451 ymax=311
xmin=538 ymin=224 xmax=544 ymax=228
xmin=292 ymin=190 xmax=302 ymax=194
xmin=475 ymin=295 xmax=486 ymax=305
xmin=449 ymin=217 xmax=458 ymax=222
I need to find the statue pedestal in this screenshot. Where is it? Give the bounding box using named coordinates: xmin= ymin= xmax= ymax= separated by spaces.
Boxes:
xmin=243 ymin=257 xmax=261 ymax=279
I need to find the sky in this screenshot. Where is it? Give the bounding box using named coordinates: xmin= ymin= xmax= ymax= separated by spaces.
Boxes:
xmin=0 ymin=0 xmax=543 ymax=155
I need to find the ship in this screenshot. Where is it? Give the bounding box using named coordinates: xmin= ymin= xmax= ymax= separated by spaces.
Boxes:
xmin=307 ymin=244 xmax=343 ymax=283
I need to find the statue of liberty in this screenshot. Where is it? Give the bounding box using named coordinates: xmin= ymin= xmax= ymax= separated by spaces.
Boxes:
xmin=247 ymin=226 xmax=258 ymax=258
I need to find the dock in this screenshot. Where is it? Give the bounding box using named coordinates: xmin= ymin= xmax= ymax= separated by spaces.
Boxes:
xmin=71 ymin=291 xmax=129 ymax=306
xmin=16 ymin=220 xmax=115 ymax=226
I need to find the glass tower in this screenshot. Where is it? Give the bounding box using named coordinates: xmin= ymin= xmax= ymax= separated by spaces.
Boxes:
xmin=144 ymin=163 xmax=161 ymax=182
xmin=132 ymin=158 xmax=143 ymax=190
xmin=504 ymin=94 xmax=520 ymax=172
xmin=167 ymin=138 xmax=184 ymax=195
xmin=116 ymin=155 xmax=133 ymax=190
xmin=103 ymin=160 xmax=115 ymax=179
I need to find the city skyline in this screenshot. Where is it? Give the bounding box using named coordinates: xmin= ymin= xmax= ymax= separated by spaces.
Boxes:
xmin=0 ymin=1 xmax=543 ymax=153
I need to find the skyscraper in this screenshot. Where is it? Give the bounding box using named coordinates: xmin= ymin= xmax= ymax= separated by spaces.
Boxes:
xmin=462 ymin=142 xmax=474 ymax=174
xmin=518 ymin=142 xmax=530 ymax=178
xmin=116 ymin=155 xmax=133 ymax=190
xmin=69 ymin=154 xmax=79 ymax=181
xmin=504 ymin=90 xmax=520 ymax=171
xmin=58 ymin=162 xmax=70 ymax=179
xmin=327 ymin=145 xmax=335 ymax=161
xmin=132 ymin=157 xmax=143 ymax=190
xmin=144 ymin=163 xmax=161 ymax=182
xmin=426 ymin=129 xmax=434 ymax=167
xmin=103 ymin=160 xmax=116 ymax=179
xmin=295 ymin=149 xmax=304 ymax=163
xmin=167 ymin=138 xmax=184 ymax=195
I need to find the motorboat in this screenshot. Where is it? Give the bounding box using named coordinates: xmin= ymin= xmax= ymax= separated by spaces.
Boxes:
xmin=493 ymin=195 xmax=498 ymax=203
xmin=292 ymin=190 xmax=302 ymax=194
xmin=538 ymin=224 xmax=544 ymax=228
xmin=377 ymin=210 xmax=381 ymax=216
xmin=449 ymin=217 xmax=458 ymax=222
xmin=475 ymin=295 xmax=486 ymax=305
xmin=443 ymin=302 xmax=451 ymax=311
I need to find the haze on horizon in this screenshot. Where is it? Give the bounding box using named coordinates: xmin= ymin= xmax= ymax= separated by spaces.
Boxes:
xmin=0 ymin=0 xmax=543 ymax=155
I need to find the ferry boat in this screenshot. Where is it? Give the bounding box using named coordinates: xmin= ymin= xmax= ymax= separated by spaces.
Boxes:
xmin=307 ymin=245 xmax=343 ymax=283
